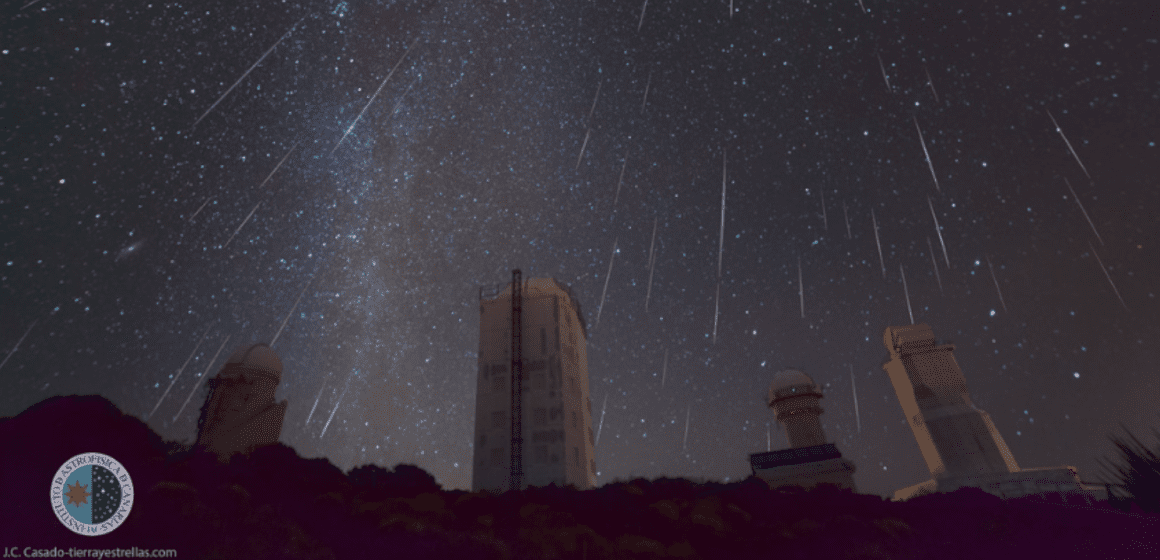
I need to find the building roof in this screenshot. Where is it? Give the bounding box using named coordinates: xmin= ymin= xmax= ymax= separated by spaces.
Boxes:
xmin=222 ymin=343 xmax=283 ymax=380
xmin=768 ymin=369 xmax=820 ymax=404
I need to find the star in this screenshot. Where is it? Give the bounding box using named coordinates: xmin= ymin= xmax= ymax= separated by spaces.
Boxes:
xmin=65 ymin=481 xmax=91 ymax=508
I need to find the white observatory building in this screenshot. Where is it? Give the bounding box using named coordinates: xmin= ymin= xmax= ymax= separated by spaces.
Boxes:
xmin=748 ymin=369 xmax=857 ymax=492
xmin=471 ymin=273 xmax=597 ymax=492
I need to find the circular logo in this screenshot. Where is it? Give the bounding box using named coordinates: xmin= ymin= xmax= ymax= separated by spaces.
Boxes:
xmin=50 ymin=453 xmax=134 ymax=536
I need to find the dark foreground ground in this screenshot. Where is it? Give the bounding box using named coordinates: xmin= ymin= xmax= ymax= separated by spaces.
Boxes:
xmin=3 ymin=395 xmax=1157 ymax=559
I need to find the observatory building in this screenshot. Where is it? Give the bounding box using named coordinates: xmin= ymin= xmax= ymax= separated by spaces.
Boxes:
xmin=883 ymin=323 xmax=1104 ymax=502
xmin=748 ymin=369 xmax=857 ymax=492
xmin=195 ymin=343 xmax=288 ymax=461
xmin=471 ymin=273 xmax=597 ymax=492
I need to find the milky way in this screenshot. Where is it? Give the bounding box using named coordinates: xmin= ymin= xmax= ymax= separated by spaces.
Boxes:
xmin=2 ymin=1 xmax=1158 ymax=497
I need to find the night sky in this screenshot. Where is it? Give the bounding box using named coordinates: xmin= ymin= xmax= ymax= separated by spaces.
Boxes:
xmin=2 ymin=0 xmax=1158 ymax=499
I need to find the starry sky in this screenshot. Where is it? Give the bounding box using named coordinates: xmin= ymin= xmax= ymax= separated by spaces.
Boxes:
xmin=2 ymin=0 xmax=1158 ymax=499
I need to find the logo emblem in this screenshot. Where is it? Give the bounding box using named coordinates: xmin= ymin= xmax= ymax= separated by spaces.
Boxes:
xmin=50 ymin=453 xmax=134 ymax=536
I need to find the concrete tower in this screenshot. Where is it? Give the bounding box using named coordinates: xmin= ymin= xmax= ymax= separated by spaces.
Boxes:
xmin=472 ymin=277 xmax=596 ymax=492
xmin=749 ymin=369 xmax=856 ymax=492
xmin=884 ymin=324 xmax=1102 ymax=502
xmin=195 ymin=343 xmax=288 ymax=461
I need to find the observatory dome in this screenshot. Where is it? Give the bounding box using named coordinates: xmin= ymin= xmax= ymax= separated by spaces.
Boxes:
xmin=222 ymin=343 xmax=283 ymax=380
xmin=768 ymin=369 xmax=820 ymax=404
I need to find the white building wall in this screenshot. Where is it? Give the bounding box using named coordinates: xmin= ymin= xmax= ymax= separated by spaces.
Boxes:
xmin=471 ymin=278 xmax=596 ymax=492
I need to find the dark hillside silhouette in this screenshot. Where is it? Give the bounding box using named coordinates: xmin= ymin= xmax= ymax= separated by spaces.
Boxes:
xmin=3 ymin=395 xmax=1158 ymax=559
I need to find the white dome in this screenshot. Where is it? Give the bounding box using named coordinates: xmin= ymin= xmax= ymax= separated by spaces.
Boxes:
xmin=222 ymin=343 xmax=283 ymax=379
xmin=768 ymin=369 xmax=819 ymax=404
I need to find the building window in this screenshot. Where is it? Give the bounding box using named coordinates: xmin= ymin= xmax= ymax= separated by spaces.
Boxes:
xmin=527 ymin=360 xmax=546 ymax=372
xmin=492 ymin=411 xmax=506 ymax=429
xmin=535 ymin=446 xmax=548 ymax=464
xmin=534 ymin=408 xmax=547 ymax=425
xmin=572 ymin=411 xmax=578 ymax=428
xmin=555 ymin=326 xmax=560 ymax=351
xmin=480 ymin=363 xmax=488 ymax=380
xmin=573 ymin=447 xmax=579 ymax=467
xmin=550 ymin=406 xmax=562 ymax=422
xmin=493 ymin=375 xmax=506 ymax=393
xmin=589 ymin=427 xmax=594 ymax=446
xmin=480 ymin=434 xmax=487 ymax=447
xmin=532 ymin=374 xmax=545 ymax=390
xmin=550 ymin=451 xmax=559 ymax=464
xmin=491 ymin=448 xmax=504 ymax=467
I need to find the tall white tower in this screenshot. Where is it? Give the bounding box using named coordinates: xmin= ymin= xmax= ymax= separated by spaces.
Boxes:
xmin=472 ymin=276 xmax=596 ymax=492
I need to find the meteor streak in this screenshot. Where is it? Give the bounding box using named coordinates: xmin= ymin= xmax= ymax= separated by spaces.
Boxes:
xmin=193 ymin=19 xmax=302 ymax=129
xmin=1047 ymin=109 xmax=1091 ymax=179
xmin=928 ymin=197 xmax=950 ymax=268
xmin=820 ymin=190 xmax=828 ymax=230
xmin=850 ymin=364 xmax=861 ymax=433
xmin=320 ymin=376 xmax=350 ymax=438
xmin=798 ymin=256 xmax=805 ymax=318
xmin=222 ymin=201 xmax=262 ymax=249
xmin=900 ymin=264 xmax=914 ymax=324
xmin=712 ymin=280 xmax=721 ymax=343
xmin=925 ymin=65 xmax=940 ymax=103
xmin=638 ymin=0 xmax=649 ymax=32
xmin=332 ymin=38 xmax=421 ymax=155
xmin=587 ymin=79 xmax=603 ymax=124
xmin=683 ymin=405 xmax=690 ymax=451
xmin=271 ymin=277 xmax=314 ymax=348
xmin=257 ymin=141 xmax=298 ymax=191
xmin=305 ymin=379 xmax=326 ymax=427
xmin=985 ymin=255 xmax=1008 ymax=314
xmin=596 ymin=393 xmax=608 ymax=445
xmin=614 ymin=149 xmax=629 ymax=208
xmin=174 ymin=334 xmax=231 ymax=423
xmin=0 ymin=319 xmax=37 ymax=375
xmin=661 ymin=348 xmax=668 ymax=388
xmin=188 ymin=197 xmax=213 ymax=222
xmin=1089 ymin=242 xmax=1128 ymax=311
xmin=914 ymin=116 xmax=941 ymax=192
xmin=575 ymin=128 xmax=591 ymax=171
xmin=876 ymin=53 xmax=891 ymax=92
xmin=871 ymin=207 xmax=886 ymax=279
xmin=718 ymin=150 xmax=727 ymax=278
xmin=147 ymin=321 xmax=213 ymax=420
xmin=927 ymin=237 xmax=943 ymax=294
xmin=843 ymin=200 xmax=851 ymax=239
xmin=594 ymin=238 xmax=617 ymax=329
xmin=1065 ymin=178 xmax=1104 ymax=246
xmin=641 ymin=70 xmax=652 ymax=111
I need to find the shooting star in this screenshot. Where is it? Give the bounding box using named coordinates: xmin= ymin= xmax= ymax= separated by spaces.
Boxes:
xmin=332 ymin=37 xmax=421 ymax=155
xmin=594 ymin=238 xmax=617 ymax=329
xmin=587 ymin=78 xmax=603 ymax=124
xmin=645 ymin=217 xmax=658 ymax=312
xmin=21 ymin=0 xmax=46 ymax=10
xmin=1047 ymin=109 xmax=1091 ymax=179
xmin=914 ymin=116 xmax=941 ymax=193
xmin=985 ymin=255 xmax=1008 ymax=313
xmin=712 ymin=280 xmax=721 ymax=344
xmin=876 ymin=53 xmax=892 ymax=93
xmin=595 ymin=393 xmax=608 ymax=445
xmin=1089 ymin=242 xmax=1128 ymax=311
xmin=851 ymin=364 xmax=860 ymax=433
xmin=271 ymin=277 xmax=314 ymax=347
xmin=147 ymin=321 xmax=213 ymax=420
xmin=928 ymin=197 xmax=950 ymax=269
xmin=305 ymin=379 xmax=326 ymax=427
xmin=766 ymin=423 xmax=771 ymax=452
xmin=661 ymin=348 xmax=668 ymax=388
xmin=257 ymin=141 xmax=298 ymax=191
xmin=820 ymin=189 xmax=828 ymax=230
xmin=193 ymin=19 xmax=302 ymax=129
xmin=729 ymin=0 xmax=733 ymax=18
xmin=927 ymin=237 xmax=943 ymax=294
xmin=924 ymin=65 xmax=940 ymax=103
xmin=222 ymin=201 xmax=262 ymax=249
xmin=871 ymin=207 xmax=886 ymax=279
xmin=857 ymin=0 xmax=867 ymax=14
xmin=188 ymin=196 xmax=213 ymax=222
xmin=641 ymin=70 xmax=652 ymax=111
xmin=174 ymin=334 xmax=231 ymax=423
xmin=900 ymin=264 xmax=915 ymax=324
xmin=614 ymin=148 xmax=629 ymax=208
xmin=0 ymin=319 xmax=37 ymax=375
xmin=843 ymin=200 xmax=851 ymax=239
xmin=320 ymin=376 xmax=350 ymax=438
xmin=638 ymin=0 xmax=649 ymax=32
xmin=389 ymin=75 xmax=419 ymax=114
xmin=575 ymin=128 xmax=591 ymax=171
xmin=1065 ymin=178 xmax=1104 ymax=246
xmin=798 ymin=256 xmax=805 ymax=318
